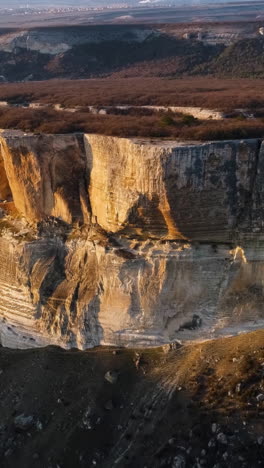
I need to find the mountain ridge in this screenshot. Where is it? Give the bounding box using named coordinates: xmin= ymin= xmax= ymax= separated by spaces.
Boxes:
xmin=0 ymin=25 xmax=263 ymax=82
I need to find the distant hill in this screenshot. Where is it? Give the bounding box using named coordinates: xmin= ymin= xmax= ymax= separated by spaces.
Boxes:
xmin=199 ymin=37 xmax=264 ymax=78
xmin=0 ymin=25 xmax=263 ymax=81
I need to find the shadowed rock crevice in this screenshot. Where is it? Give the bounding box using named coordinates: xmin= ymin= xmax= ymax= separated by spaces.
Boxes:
xmin=234 ymin=138 xmax=262 ymax=232
xmin=0 ymin=147 xmax=12 ymax=201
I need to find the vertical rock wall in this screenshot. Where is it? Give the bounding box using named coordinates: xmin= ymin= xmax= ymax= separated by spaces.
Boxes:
xmin=85 ymin=135 xmax=261 ymax=241
xmin=0 ymin=134 xmax=90 ymax=224
xmin=0 ymin=133 xmax=263 ymax=349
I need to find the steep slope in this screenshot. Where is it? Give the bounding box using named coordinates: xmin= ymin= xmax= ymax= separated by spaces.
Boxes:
xmin=0 ymin=331 xmax=263 ymax=467
xmin=200 ymin=37 xmax=264 ymax=78
xmin=50 ymin=36 xmax=221 ymax=79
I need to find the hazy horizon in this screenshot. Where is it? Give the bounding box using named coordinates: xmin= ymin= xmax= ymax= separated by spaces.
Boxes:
xmin=0 ymin=0 xmax=260 ymax=8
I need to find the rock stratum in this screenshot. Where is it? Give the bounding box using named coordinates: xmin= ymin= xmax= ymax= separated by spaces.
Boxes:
xmin=0 ymin=133 xmax=263 ymax=349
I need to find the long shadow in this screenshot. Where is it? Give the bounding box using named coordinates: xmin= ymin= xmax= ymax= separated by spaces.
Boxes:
xmin=117 ymin=193 xmax=169 ymax=239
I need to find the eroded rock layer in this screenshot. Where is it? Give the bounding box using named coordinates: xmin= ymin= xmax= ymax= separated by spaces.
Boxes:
xmin=0 ymin=134 xmax=263 ymax=349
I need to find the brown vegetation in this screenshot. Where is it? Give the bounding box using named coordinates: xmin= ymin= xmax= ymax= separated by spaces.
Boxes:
xmin=0 ymin=78 xmax=264 ymax=140
xmin=0 ymin=106 xmax=264 ymax=141
xmin=0 ymin=77 xmax=264 ymax=112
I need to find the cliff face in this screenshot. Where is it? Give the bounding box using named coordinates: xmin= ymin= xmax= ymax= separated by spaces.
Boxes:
xmin=0 ymin=135 xmax=90 ymax=224
xmin=0 ymin=28 xmax=157 ymax=56
xmin=0 ymin=134 xmax=263 ymax=349
xmin=0 ymin=147 xmax=11 ymax=200
xmin=85 ymin=136 xmax=260 ymax=241
xmin=2 ymin=134 xmax=261 ymax=240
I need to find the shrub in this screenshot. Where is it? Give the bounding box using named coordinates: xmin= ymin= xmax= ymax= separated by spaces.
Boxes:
xmin=159 ymin=114 xmax=175 ymax=126
xmin=181 ymin=114 xmax=198 ymax=126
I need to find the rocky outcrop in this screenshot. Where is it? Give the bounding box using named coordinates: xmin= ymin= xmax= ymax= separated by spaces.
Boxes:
xmin=86 ymin=136 xmax=261 ymax=241
xmin=0 ymin=133 xmax=263 ymax=349
xmin=0 ymin=233 xmax=263 ymax=350
xmin=0 ymin=27 xmax=157 ymax=55
xmin=0 ymin=134 xmax=90 ymax=224
xmin=104 ymin=105 xmax=224 ymax=120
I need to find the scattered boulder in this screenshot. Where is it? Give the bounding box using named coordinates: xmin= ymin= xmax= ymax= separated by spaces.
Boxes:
xmin=4 ymin=448 xmax=13 ymax=457
xmin=256 ymin=393 xmax=264 ymax=402
xmin=104 ymin=400 xmax=114 ymax=411
xmin=217 ymin=432 xmax=227 ymax=444
xmin=211 ymin=423 xmax=219 ymax=434
xmin=172 ymin=454 xmax=186 ymax=468
xmin=134 ymin=352 xmax=141 ymax=369
xmin=208 ymin=438 xmax=216 ymax=448
xmin=36 ymin=420 xmax=43 ymax=431
xmin=163 ymin=341 xmax=182 ymax=353
xmin=179 ymin=314 xmax=202 ymax=331
xmin=104 ymin=370 xmax=118 ymax=384
xmin=81 ymin=407 xmax=92 ymax=430
xmin=14 ymin=414 xmax=34 ymax=432
xmin=235 ymin=383 xmax=241 ymax=393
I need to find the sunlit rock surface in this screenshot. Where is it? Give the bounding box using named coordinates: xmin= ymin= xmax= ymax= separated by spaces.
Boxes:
xmin=0 ymin=134 xmax=90 ymax=224
xmin=85 ymin=135 xmax=260 ymax=241
xmin=0 ymin=133 xmax=263 ymax=349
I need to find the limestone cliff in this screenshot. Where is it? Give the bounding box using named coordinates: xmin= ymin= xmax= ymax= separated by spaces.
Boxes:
xmin=0 ymin=134 xmax=90 ymax=224
xmin=85 ymin=136 xmax=260 ymax=241
xmin=1 ymin=134 xmax=261 ymax=241
xmin=0 ymin=133 xmax=263 ymax=349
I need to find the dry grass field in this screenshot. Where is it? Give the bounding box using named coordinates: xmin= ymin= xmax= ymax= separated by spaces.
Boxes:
xmin=0 ymin=78 xmax=264 ymax=140
xmin=0 ymin=77 xmax=263 ymax=110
